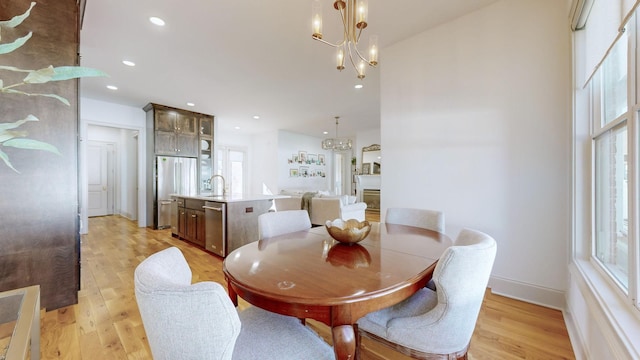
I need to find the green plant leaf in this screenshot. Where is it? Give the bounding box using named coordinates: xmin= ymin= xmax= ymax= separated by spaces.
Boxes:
xmin=0 ymin=130 xmax=27 ymax=143
xmin=23 ymin=65 xmax=54 ymax=84
xmin=50 ymin=66 xmax=108 ymax=81
xmin=3 ymin=138 xmax=61 ymax=155
xmin=1 ymin=88 xmax=70 ymax=105
xmin=0 ymin=32 xmax=32 ymax=55
xmin=0 ymin=114 xmax=38 ymax=131
xmin=0 ymin=148 xmax=20 ymax=173
xmin=0 ymin=2 xmax=36 ymax=29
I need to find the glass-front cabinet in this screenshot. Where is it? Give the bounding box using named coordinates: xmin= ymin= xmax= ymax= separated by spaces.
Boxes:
xmin=199 ymin=117 xmax=214 ymax=193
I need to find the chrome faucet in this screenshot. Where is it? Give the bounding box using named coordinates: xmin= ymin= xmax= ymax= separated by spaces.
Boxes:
xmin=209 ymin=174 xmax=226 ymax=196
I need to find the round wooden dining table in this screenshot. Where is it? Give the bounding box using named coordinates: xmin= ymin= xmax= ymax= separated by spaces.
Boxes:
xmin=223 ymin=222 xmax=452 ymax=360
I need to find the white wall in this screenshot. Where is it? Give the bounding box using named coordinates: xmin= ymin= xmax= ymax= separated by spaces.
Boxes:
xmin=247 ymin=130 xmax=279 ymax=195
xmin=80 ymin=98 xmax=147 ymax=232
xmin=381 ymin=0 xmax=571 ymax=308
xmin=277 ymin=130 xmax=332 ymax=193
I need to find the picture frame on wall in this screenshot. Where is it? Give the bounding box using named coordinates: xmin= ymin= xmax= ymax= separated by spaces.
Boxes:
xmin=299 ymin=166 xmax=309 ymax=177
xmin=298 ymin=151 xmax=307 ymax=164
xmin=308 ymin=154 xmax=317 ymax=165
xmin=290 ymin=168 xmax=298 ymax=177
xmin=318 ymin=154 xmax=325 ymax=166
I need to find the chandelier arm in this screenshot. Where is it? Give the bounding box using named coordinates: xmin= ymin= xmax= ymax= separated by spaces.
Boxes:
xmin=346 ymin=42 xmax=359 ymax=72
xmin=352 ymin=42 xmax=373 ymax=65
xmin=312 ymin=36 xmax=345 ymax=48
xmin=338 ymin=5 xmax=351 ymax=43
xmin=356 ymin=26 xmax=363 ymax=43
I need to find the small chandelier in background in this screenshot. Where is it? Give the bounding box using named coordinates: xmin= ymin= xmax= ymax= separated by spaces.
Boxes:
xmin=322 ymin=116 xmax=352 ymax=151
xmin=311 ymin=0 xmax=378 ymax=79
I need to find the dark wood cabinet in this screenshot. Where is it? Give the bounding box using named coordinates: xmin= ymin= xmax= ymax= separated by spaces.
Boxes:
xmin=186 ymin=209 xmax=205 ymax=247
xmin=144 ymin=103 xmax=214 ymax=229
xmin=173 ymin=197 xmax=205 ymax=247
xmin=145 ymin=104 xmax=200 ymax=157
xmin=178 ymin=206 xmax=187 ymax=239
xmin=199 ymin=117 xmax=214 ymax=193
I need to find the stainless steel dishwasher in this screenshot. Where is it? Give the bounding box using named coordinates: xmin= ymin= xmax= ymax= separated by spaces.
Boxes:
xmin=204 ymin=201 xmax=226 ymax=257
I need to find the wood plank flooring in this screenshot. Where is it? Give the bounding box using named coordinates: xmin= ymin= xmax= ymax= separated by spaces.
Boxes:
xmin=38 ymin=215 xmax=575 ymax=359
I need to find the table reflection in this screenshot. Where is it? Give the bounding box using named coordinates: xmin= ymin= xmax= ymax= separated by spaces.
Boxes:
xmin=326 ymin=243 xmax=372 ymax=269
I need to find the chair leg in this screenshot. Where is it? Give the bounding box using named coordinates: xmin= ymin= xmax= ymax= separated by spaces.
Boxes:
xmin=354 ymin=324 xmax=361 ymax=360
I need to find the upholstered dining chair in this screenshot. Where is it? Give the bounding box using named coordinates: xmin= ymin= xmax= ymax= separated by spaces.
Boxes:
xmin=134 ymin=247 xmax=334 ymax=360
xmin=385 ymin=207 xmax=445 ymax=233
xmin=357 ymin=228 xmax=497 ymax=360
xmin=258 ymin=209 xmax=312 ymax=239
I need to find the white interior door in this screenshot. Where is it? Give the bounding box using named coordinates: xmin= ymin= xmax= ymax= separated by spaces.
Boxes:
xmin=87 ymin=142 xmax=114 ymax=217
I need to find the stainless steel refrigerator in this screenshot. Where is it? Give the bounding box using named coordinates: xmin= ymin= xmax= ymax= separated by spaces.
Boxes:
xmin=156 ymin=156 xmax=198 ymax=229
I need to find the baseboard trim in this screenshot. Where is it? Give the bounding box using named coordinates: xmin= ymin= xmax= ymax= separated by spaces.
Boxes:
xmin=562 ymin=305 xmax=587 ymax=360
xmin=488 ymin=275 xmax=566 ymax=310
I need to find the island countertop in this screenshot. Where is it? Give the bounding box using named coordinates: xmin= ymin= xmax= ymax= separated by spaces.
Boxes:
xmin=170 ymin=193 xmax=289 ymax=203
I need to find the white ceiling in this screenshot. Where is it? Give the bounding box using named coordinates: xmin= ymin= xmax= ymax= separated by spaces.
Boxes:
xmin=79 ymin=0 xmax=498 ymax=138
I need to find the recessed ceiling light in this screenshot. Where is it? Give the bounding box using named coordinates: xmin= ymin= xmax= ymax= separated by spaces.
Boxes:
xmin=234 ymin=126 xmax=241 ymax=130
xmin=186 ymin=102 xmax=195 ymax=107
xmin=323 ymin=131 xmax=329 ymax=135
xmin=149 ymin=17 xmax=165 ymax=26
xmin=253 ymin=115 xmax=260 ymax=120
xmin=106 ymin=85 xmax=118 ymax=90
xmin=122 ymin=60 xmax=135 ymax=67
xmin=354 ymin=84 xmax=363 ymax=89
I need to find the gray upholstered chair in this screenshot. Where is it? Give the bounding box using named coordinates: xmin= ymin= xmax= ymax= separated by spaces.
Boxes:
xmin=134 ymin=247 xmax=334 ymax=360
xmin=258 ymin=209 xmax=312 ymax=239
xmin=386 ymin=207 xmax=445 ymax=291
xmin=385 ymin=207 xmax=445 ymax=233
xmin=357 ymin=229 xmax=497 ymax=360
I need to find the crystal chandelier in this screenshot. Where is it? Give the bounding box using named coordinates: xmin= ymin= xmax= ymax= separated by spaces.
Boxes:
xmin=322 ymin=116 xmax=352 ymax=151
xmin=311 ymin=0 xmax=378 ymax=79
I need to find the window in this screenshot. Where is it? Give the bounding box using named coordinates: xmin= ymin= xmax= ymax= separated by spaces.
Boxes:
xmin=215 ymin=146 xmax=247 ymax=197
xmin=588 ymin=27 xmax=637 ymax=307
xmin=594 ymin=124 xmax=629 ymax=289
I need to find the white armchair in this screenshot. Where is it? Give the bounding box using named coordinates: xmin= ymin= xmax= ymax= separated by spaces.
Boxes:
xmin=274 ymin=193 xmax=367 ymax=226
xmin=357 ymin=229 xmax=497 ymax=359
xmin=134 ymin=247 xmax=334 ymax=360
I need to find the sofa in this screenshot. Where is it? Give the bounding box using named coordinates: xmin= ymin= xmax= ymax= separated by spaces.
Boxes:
xmin=274 ymin=190 xmax=367 ymax=226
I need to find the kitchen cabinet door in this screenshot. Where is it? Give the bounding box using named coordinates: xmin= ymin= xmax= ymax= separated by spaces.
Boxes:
xmin=178 ymin=207 xmax=187 ymax=238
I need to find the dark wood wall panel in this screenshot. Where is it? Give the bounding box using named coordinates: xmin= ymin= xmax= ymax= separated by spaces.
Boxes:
xmin=0 ymin=0 xmax=80 ymax=309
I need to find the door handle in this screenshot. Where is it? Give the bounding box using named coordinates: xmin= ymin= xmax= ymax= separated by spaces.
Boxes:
xmin=203 ymin=206 xmax=222 ymax=211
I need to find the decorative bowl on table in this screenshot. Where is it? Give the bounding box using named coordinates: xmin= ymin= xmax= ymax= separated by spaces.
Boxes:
xmin=325 ymin=219 xmax=371 ymax=245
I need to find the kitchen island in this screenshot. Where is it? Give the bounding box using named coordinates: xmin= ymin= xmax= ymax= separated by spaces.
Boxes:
xmin=170 ymin=194 xmax=288 ymax=257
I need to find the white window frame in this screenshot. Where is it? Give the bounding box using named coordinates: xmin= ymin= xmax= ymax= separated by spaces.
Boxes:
xmin=214 ymin=145 xmax=248 ymax=197
xmin=587 ymin=20 xmax=639 ymax=312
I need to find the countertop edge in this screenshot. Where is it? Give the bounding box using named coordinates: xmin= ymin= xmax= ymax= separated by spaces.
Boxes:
xmin=170 ymin=194 xmax=290 ymax=203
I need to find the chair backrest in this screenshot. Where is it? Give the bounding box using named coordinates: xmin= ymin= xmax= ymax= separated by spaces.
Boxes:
xmin=420 ymin=229 xmax=497 ymax=353
xmin=385 ymin=207 xmax=445 ymax=233
xmin=258 ymin=210 xmax=312 ymax=239
xmin=134 ymin=247 xmax=241 ymax=360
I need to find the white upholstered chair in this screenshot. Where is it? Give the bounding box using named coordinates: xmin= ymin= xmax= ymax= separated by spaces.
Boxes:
xmin=134 ymin=247 xmax=334 ymax=360
xmin=258 ymin=210 xmax=312 ymax=239
xmin=357 ymin=229 xmax=497 ymax=359
xmin=385 ymin=207 xmax=445 ymax=233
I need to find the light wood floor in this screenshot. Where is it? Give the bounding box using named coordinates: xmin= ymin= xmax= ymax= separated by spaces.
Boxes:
xmin=39 ymin=215 xmax=575 ymax=359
